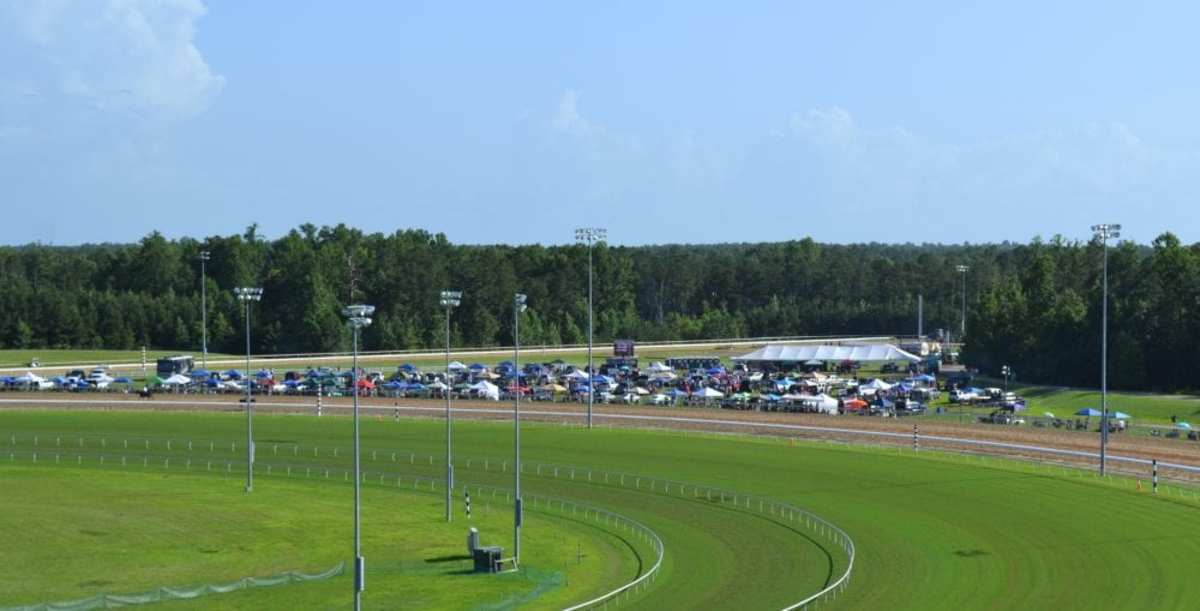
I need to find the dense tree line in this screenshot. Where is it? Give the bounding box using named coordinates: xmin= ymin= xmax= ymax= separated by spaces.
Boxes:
xmin=0 ymin=225 xmax=1195 ymax=391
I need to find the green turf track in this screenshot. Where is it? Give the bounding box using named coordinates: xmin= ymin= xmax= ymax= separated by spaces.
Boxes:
xmin=2 ymin=410 xmax=1200 ymax=610
xmin=0 ymin=467 xmax=642 ymax=610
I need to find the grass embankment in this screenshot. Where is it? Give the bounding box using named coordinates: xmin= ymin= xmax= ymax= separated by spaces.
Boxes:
xmin=0 ymin=466 xmax=633 ymax=610
xmin=3 ymin=410 xmax=1200 ymax=609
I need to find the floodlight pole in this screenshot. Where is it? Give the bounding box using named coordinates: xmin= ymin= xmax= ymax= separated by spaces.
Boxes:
xmin=234 ymin=287 xmax=262 ymax=493
xmin=514 ymin=293 xmax=527 ymax=564
xmin=343 ymin=304 xmax=375 ymax=611
xmin=1092 ymin=224 xmax=1120 ymax=476
xmin=576 ymin=227 xmax=606 ymax=430
xmin=200 ymin=251 xmax=210 ymax=368
xmin=440 ymin=290 xmax=461 ymax=523
xmin=956 ymin=265 xmax=969 ymax=338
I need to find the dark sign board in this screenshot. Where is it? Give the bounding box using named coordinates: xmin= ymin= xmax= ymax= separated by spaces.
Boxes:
xmin=613 ymin=339 xmax=635 ymax=357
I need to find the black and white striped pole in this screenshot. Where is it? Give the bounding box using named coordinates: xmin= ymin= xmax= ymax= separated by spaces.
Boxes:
xmin=913 ymin=424 xmax=919 ymax=452
xmin=1152 ymin=459 xmax=1158 ymax=494
xmin=465 ymin=490 xmax=471 ymax=518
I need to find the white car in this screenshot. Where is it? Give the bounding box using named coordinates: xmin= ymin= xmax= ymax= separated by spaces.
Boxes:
xmin=86 ymin=368 xmax=114 ymax=389
xmin=949 ymin=389 xmax=979 ymax=404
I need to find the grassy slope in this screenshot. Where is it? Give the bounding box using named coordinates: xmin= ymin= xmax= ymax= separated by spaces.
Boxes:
xmin=0 ymin=466 xmax=634 ymax=610
xmin=3 ymin=411 xmax=1200 ymax=610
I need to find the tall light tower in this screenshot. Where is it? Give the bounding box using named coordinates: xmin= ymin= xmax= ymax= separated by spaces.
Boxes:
xmin=200 ymin=251 xmax=210 ymax=368
xmin=343 ymin=304 xmax=375 ymax=611
xmin=439 ymin=290 xmax=462 ymax=523
xmin=575 ymin=227 xmax=606 ymax=430
xmin=233 ymin=287 xmax=262 ymax=493
xmin=955 ymin=265 xmax=969 ymax=338
xmin=1092 ymin=223 xmax=1120 ymax=475
xmin=513 ymin=292 xmax=527 ymax=564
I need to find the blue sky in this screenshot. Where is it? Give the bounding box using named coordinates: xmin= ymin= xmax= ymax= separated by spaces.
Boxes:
xmin=2 ymin=1 xmax=1198 ymax=246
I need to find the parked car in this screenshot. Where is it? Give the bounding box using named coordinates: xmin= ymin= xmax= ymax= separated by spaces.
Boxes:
xmin=949 ymin=389 xmax=980 ymax=404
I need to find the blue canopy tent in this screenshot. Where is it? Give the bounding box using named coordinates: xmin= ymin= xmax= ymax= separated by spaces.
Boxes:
xmin=398 ymin=364 xmax=418 ymax=372
xmin=1075 ymin=408 xmax=1102 ymax=417
xmin=255 ymin=370 xmax=272 ymax=379
xmin=73 ymin=380 xmax=91 ymax=390
xmin=113 ymin=377 xmax=133 ymax=384
xmin=283 ymin=379 xmax=303 ymax=388
xmin=913 ymin=374 xmax=936 ymax=383
xmin=573 ymin=384 xmax=591 ymax=394
xmin=705 ymin=367 xmax=725 ymax=376
xmin=190 ymin=369 xmax=212 ymax=378
xmin=224 ymin=369 xmax=243 ymax=380
xmin=204 ymin=379 xmax=220 ymax=388
xmin=667 ymin=388 xmax=690 ymax=398
xmin=468 ymin=363 xmax=487 ymax=371
xmin=50 ymin=376 xmax=68 ymax=386
xmin=381 ymin=381 xmax=404 ymax=390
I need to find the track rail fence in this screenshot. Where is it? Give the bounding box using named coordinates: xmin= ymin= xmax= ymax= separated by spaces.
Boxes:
xmin=4 ymin=433 xmax=854 ymax=610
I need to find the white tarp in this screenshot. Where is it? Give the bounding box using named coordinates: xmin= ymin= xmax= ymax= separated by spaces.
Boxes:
xmin=734 ymin=343 xmax=920 ymax=363
xmin=646 ymin=362 xmax=673 ymax=373
xmin=694 ymin=387 xmax=724 ymax=399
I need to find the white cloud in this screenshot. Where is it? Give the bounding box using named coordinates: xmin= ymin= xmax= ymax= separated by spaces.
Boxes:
xmin=0 ymin=0 xmax=224 ymax=120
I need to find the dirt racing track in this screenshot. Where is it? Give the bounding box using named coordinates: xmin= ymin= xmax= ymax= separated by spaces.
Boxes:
xmin=3 ymin=392 xmax=1199 ymax=483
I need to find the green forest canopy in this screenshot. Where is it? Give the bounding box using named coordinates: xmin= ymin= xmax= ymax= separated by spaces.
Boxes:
xmin=1 ymin=224 xmax=1196 ymax=392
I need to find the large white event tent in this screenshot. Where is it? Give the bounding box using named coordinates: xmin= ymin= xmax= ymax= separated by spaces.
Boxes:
xmin=733 ymin=343 xmax=920 ymax=363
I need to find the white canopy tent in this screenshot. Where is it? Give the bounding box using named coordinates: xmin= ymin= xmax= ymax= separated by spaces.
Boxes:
xmin=860 ymin=379 xmax=894 ymax=391
xmin=694 ymin=387 xmax=724 ymax=399
xmin=804 ymin=394 xmax=840 ymax=414
xmin=734 ymin=343 xmax=920 ymax=363
xmin=162 ymin=373 xmax=192 ymax=386
xmin=470 ymin=380 xmax=500 ymax=401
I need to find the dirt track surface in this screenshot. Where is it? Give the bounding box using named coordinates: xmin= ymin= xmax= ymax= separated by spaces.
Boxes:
xmin=2 ymin=391 xmax=1198 ymax=477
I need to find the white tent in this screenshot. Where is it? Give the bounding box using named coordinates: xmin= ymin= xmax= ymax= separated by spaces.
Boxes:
xmin=646 ymin=361 xmax=673 ymax=373
xmin=470 ymin=380 xmax=500 ymax=401
xmin=734 ymin=343 xmax=920 ymax=363
xmin=14 ymin=371 xmax=44 ymax=384
xmin=14 ymin=372 xmax=53 ymax=390
xmin=860 ymin=379 xmax=894 ymax=391
xmin=447 ymin=361 xmax=467 ymax=371
xmin=565 ymin=370 xmax=591 ymax=381
xmin=694 ymin=387 xmax=724 ymax=399
xmin=428 ymin=380 xmax=449 ymax=390
xmin=162 ymin=373 xmax=192 ymax=386
xmin=807 ymin=394 xmax=840 ymax=414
